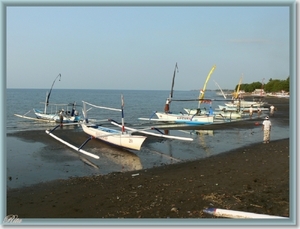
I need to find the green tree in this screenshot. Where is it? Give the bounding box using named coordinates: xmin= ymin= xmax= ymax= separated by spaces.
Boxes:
xmin=232 ymin=77 xmax=289 ymax=93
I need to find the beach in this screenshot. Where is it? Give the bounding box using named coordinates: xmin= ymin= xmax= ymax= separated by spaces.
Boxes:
xmin=6 ymin=97 xmax=292 ymax=221
xmin=7 ymin=138 xmax=289 ymax=220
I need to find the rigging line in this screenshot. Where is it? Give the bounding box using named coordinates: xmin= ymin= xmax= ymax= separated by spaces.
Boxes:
xmin=213 ymin=80 xmax=227 ymax=99
xmin=83 ymin=101 xmax=122 ymax=112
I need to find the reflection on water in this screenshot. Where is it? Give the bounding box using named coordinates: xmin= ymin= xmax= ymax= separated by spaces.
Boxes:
xmin=99 ymin=147 xmax=142 ymax=171
xmin=79 ymin=156 xmax=99 ymax=169
xmin=180 ymin=129 xmax=214 ymax=157
xmin=194 ymin=130 xmax=214 ymax=136
xmin=197 ymin=131 xmax=212 ymax=157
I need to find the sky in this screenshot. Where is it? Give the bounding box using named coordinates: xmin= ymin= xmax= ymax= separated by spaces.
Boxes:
xmin=6 ymin=2 xmax=292 ymax=91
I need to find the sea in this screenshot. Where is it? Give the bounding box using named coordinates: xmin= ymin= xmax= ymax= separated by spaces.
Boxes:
xmin=6 ymin=89 xmax=289 ymax=189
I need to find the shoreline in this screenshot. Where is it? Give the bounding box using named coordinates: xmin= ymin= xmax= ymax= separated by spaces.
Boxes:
xmin=6 ymin=96 xmax=292 ymax=222
xmin=7 ymin=137 xmax=290 ymax=219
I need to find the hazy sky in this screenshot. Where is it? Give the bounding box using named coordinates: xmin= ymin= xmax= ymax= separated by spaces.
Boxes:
xmin=6 ymin=3 xmax=291 ymax=90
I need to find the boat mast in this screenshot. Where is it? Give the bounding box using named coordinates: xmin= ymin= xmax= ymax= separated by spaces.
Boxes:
xmin=169 ymin=62 xmax=178 ymax=100
xmin=261 ymin=78 xmax=265 ymax=97
xmin=233 ymin=74 xmax=243 ymax=99
xmin=165 ymin=63 xmax=178 ymax=113
xmin=46 ymin=73 xmax=61 ymax=110
xmin=198 ymin=65 xmax=216 ymax=108
xmin=44 ymin=91 xmax=48 ymax=114
xmin=121 ymin=94 xmax=125 ymax=133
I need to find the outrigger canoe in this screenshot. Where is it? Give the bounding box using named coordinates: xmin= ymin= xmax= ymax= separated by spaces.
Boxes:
xmin=80 ymin=122 xmax=147 ymax=151
xmin=140 ymin=111 xmax=214 ymax=125
xmin=217 ymin=105 xmax=269 ymax=112
xmin=15 ymin=74 xmax=81 ymax=123
xmin=33 ymin=105 xmax=81 ymax=123
xmin=140 ymin=63 xmax=214 ymax=125
xmin=46 ymin=95 xmax=193 ymax=159
xmin=155 ymin=112 xmax=214 ymax=125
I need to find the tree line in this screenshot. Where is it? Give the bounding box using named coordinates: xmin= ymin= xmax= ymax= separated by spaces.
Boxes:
xmin=235 ymin=77 xmax=289 ymax=93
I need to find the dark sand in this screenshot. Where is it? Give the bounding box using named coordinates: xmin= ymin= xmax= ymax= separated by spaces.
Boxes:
xmin=6 ymin=97 xmax=292 ymax=220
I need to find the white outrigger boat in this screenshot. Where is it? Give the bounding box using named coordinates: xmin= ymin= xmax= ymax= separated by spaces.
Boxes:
xmin=213 ymin=110 xmax=244 ymax=120
xmin=220 ymin=76 xmax=267 ymax=109
xmin=14 ymin=74 xmax=81 ymax=123
xmin=152 ymin=111 xmax=214 ymax=125
xmin=46 ymin=95 xmax=193 ymax=159
xmin=33 ymin=101 xmax=81 ymax=123
xmin=79 ymin=100 xmax=147 ymax=151
xmin=183 ymin=104 xmax=212 ymax=116
xmin=139 ymin=63 xmax=214 ymax=125
xmin=217 ymin=104 xmax=269 ymax=112
xmin=184 ymin=106 xmax=245 ymax=120
xmin=223 ymin=100 xmax=267 ymax=108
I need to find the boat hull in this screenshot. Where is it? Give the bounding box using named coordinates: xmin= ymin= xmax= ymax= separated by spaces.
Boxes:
xmin=224 ymin=100 xmax=267 ymax=108
xmin=155 ymin=112 xmax=214 ymax=125
xmin=218 ymin=105 xmax=269 ymax=112
xmin=34 ymin=109 xmax=81 ymax=123
xmin=214 ymin=111 xmax=243 ymax=119
xmin=81 ymin=124 xmax=147 ymax=151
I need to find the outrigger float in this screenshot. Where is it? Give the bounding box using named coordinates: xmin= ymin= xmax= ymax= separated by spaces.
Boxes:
xmin=203 ymin=208 xmax=287 ymax=219
xmin=45 ymin=95 xmax=193 ymax=159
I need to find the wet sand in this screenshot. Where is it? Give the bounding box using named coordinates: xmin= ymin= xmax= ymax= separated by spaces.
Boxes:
xmin=6 ymin=97 xmax=292 ymax=222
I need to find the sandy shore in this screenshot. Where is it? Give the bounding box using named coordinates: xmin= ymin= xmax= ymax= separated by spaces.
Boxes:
xmin=6 ymin=96 xmax=292 ymax=223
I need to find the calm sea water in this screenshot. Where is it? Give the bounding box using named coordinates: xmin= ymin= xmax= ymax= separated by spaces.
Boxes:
xmin=6 ymin=89 xmax=289 ymax=189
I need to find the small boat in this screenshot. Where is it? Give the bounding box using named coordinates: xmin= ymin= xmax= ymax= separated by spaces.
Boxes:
xmin=224 ymin=100 xmax=266 ymax=108
xmin=184 ymin=107 xmax=245 ymax=121
xmin=218 ymin=105 xmax=269 ymax=112
xmin=80 ymin=124 xmax=147 ymax=151
xmin=15 ymin=74 xmax=81 ymax=123
xmin=45 ymin=97 xmax=146 ymax=156
xmin=80 ymin=98 xmax=147 ymax=151
xmin=273 ymin=93 xmax=289 ymax=98
xmin=46 ymin=95 xmax=193 ymax=159
xmin=227 ymin=76 xmax=267 ymax=108
xmin=34 ymin=74 xmax=81 ymax=123
xmin=267 ymin=91 xmax=290 ymax=98
xmin=216 ymin=76 xmax=267 ymax=112
xmin=153 ymin=111 xmax=214 ymax=125
xmin=141 ymin=63 xmax=214 ymax=125
xmin=33 ymin=102 xmax=81 ymax=123
xmin=213 ymin=110 xmax=244 ymax=120
xmin=183 ymin=104 xmax=213 ymax=116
